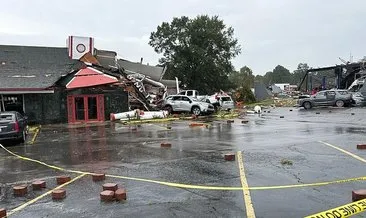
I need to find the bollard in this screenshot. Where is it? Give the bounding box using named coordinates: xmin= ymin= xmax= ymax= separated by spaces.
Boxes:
xmin=224 ymin=154 xmax=235 ymax=161
xmin=115 ymin=188 xmax=127 ymax=201
xmin=92 ymin=173 xmax=106 ymax=182
xmin=352 ymin=190 xmax=366 ymax=202
xmin=0 ymin=208 xmax=6 ymax=218
xmin=357 ymin=144 xmax=366 ymax=150
xmin=100 ymin=190 xmax=115 ymax=202
xmin=56 ymin=176 xmax=71 ymax=185
xmin=189 ymin=123 xmax=206 ymax=127
xmin=32 ymin=180 xmax=46 ymax=190
xmin=103 ymin=183 xmax=118 ymax=191
xmin=52 ymin=189 xmax=66 ymax=200
xmin=13 ymin=185 xmax=27 ymax=197
xmin=161 ymin=143 xmax=172 ymax=148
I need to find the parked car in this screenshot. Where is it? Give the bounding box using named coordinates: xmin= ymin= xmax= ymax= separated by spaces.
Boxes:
xmin=178 ymin=89 xmax=235 ymax=111
xmin=216 ymin=96 xmax=235 ymax=111
xmin=162 ymin=95 xmax=215 ymax=115
xmin=297 ymin=90 xmax=352 ymax=109
xmin=351 ymin=92 xmax=366 ymax=106
xmin=0 ymin=111 xmax=28 ymax=144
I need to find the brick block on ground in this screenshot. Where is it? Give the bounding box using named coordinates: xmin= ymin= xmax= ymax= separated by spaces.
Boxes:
xmin=352 ymin=190 xmax=366 ymax=202
xmin=100 ymin=190 xmax=115 ymax=202
xmin=56 ymin=176 xmax=71 ymax=185
xmin=13 ymin=185 xmax=27 ymax=197
xmin=103 ymin=183 xmax=118 ymax=191
xmin=52 ymin=189 xmax=66 ymax=200
xmin=224 ymin=154 xmax=235 ymax=161
xmin=115 ymin=188 xmax=127 ymax=201
xmin=92 ymin=174 xmax=106 ymax=182
xmin=32 ymin=180 xmax=46 ymax=190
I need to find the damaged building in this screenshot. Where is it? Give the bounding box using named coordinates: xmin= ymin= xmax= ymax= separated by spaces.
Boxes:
xmin=0 ymin=36 xmax=179 ymax=124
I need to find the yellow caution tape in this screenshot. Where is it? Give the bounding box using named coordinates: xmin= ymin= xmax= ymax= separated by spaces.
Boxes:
xmin=0 ymin=144 xmax=365 ymax=191
xmin=305 ymin=198 xmax=366 ymax=218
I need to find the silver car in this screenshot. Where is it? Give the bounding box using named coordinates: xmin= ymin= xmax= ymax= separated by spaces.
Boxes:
xmin=298 ymin=90 xmax=352 ymax=109
xmin=163 ymin=95 xmax=215 ymax=115
xmin=218 ymin=96 xmax=235 ymax=111
xmin=351 ymin=92 xmax=366 ymax=106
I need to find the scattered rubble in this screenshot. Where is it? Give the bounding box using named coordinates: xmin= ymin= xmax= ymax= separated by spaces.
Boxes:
xmin=280 ymin=159 xmax=293 ymax=166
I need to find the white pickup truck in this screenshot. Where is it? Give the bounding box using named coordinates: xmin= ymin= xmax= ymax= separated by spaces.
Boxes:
xmin=177 ymin=90 xmax=235 ymax=111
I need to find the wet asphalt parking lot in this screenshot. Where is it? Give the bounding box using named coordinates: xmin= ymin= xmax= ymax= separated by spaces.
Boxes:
xmin=0 ymin=107 xmax=365 ymax=218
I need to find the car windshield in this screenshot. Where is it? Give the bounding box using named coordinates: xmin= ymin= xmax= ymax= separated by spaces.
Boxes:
xmin=0 ymin=114 xmax=14 ymax=123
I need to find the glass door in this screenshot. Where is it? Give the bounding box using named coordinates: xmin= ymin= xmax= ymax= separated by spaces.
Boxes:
xmin=87 ymin=96 xmax=98 ymax=120
xmin=75 ymin=97 xmax=85 ymax=121
xmin=68 ymin=95 xmax=104 ymax=123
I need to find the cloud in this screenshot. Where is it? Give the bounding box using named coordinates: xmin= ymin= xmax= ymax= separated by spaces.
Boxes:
xmin=0 ymin=0 xmax=365 ymax=75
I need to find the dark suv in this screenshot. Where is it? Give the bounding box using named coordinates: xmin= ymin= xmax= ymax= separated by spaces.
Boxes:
xmin=0 ymin=111 xmax=28 ymax=144
xmin=297 ymin=90 xmax=352 ymax=109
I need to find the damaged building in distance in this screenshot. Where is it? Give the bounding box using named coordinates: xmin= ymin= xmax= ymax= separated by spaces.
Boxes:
xmin=0 ymin=36 xmax=179 ymax=124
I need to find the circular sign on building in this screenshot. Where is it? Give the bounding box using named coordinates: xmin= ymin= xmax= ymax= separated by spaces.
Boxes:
xmin=76 ymin=44 xmax=86 ymax=53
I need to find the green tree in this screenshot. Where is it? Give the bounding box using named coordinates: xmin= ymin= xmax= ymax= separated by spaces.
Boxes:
xmin=149 ymin=15 xmax=241 ymax=94
xmin=292 ymin=63 xmax=309 ymax=85
xmin=271 ymin=65 xmax=292 ymax=83
xmin=229 ymin=66 xmax=256 ymax=103
xmin=234 ymin=86 xmax=256 ymax=103
xmin=254 ymin=74 xmax=265 ymax=84
xmin=229 ymin=66 xmax=254 ymax=88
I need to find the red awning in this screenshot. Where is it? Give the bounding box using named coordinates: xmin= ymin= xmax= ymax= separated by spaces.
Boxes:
xmin=66 ymin=67 xmax=118 ymax=89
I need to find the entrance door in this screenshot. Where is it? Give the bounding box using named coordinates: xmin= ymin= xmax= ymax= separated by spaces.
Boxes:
xmin=87 ymin=96 xmax=98 ymax=120
xmin=67 ymin=95 xmax=104 ymax=123
xmin=75 ymin=97 xmax=85 ymax=121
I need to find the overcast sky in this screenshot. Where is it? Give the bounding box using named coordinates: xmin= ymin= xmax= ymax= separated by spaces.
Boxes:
xmin=0 ymin=0 xmax=365 ymax=75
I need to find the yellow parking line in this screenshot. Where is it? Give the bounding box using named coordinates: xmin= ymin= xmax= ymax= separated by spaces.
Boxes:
xmin=319 ymin=141 xmax=366 ymax=163
xmin=1 ymin=144 xmax=366 ymax=191
xmin=29 ymin=127 xmax=40 ymax=145
xmin=8 ymin=173 xmax=86 ymax=216
xmin=237 ymin=151 xmax=256 ymax=218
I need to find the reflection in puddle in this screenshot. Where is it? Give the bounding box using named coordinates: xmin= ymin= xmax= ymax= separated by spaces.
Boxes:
xmin=68 ymin=125 xmax=109 ymax=165
xmin=334 ymin=126 xmax=366 ymax=134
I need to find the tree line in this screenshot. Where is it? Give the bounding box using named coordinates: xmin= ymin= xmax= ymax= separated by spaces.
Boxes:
xmin=149 ymin=15 xmax=313 ymax=102
xmin=230 ymin=63 xmax=310 ymax=89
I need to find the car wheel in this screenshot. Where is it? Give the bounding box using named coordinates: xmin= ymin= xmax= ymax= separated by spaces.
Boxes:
xmin=303 ymin=101 xmax=312 ymax=110
xmin=335 ymin=100 xmax=345 ymax=107
xmin=164 ymin=105 xmax=173 ymax=114
xmin=192 ymin=106 xmax=201 ymax=116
